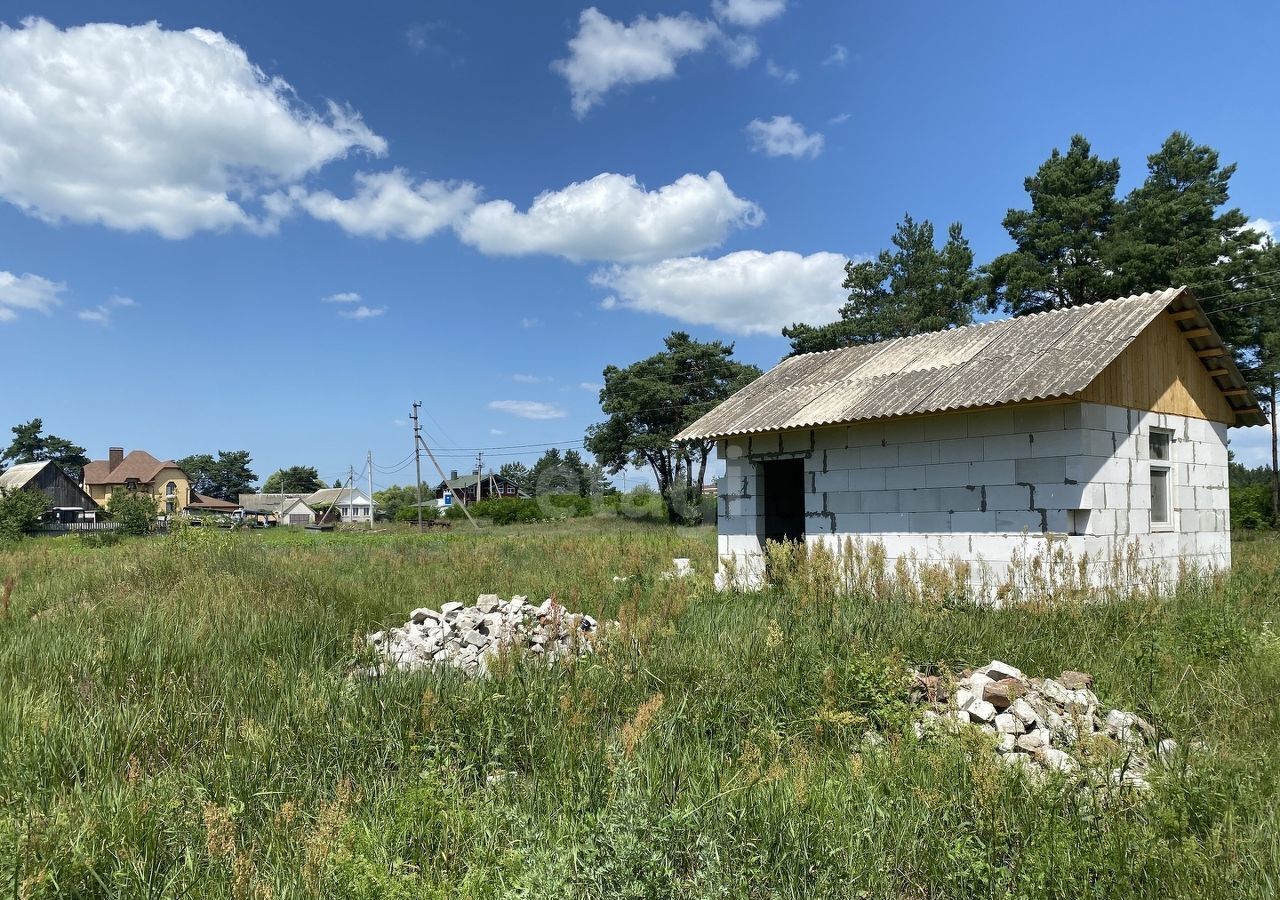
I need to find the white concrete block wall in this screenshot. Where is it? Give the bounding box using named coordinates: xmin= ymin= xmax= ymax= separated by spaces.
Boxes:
xmin=716 ymin=401 xmax=1232 ymax=593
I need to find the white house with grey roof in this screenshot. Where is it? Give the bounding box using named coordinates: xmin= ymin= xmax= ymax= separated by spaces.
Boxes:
xmin=676 ymin=288 xmax=1266 ymax=594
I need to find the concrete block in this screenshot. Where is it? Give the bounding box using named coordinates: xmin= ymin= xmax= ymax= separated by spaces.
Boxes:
xmin=861 ymin=490 xmax=900 ymax=513
xmin=1083 ymin=429 xmax=1116 ymax=458
xmin=1013 ymin=456 xmax=1066 ymax=484
xmin=1043 ymin=509 xmax=1070 ymax=533
xmin=1212 ymin=422 xmax=1229 ymax=445
xmin=886 ymin=464 xmax=929 ymax=489
xmin=1078 ymin=403 xmax=1108 ymax=431
xmin=805 ymin=513 xmax=834 ymax=534
xmin=986 ymin=484 xmax=1031 ymax=510
xmin=868 ymin=512 xmax=909 ymax=532
xmin=899 ymin=441 xmax=938 ymax=466
xmin=1103 ymin=482 xmax=1127 ymax=509
xmin=850 ymin=467 xmax=886 ymax=491
xmin=995 ymin=510 xmax=1042 ymax=532
xmin=939 ymin=486 xmax=982 ymax=512
xmin=908 ymin=512 xmax=951 ymax=532
xmin=952 ymin=511 xmax=997 ymax=531
xmin=813 ymin=469 xmax=849 ymax=492
xmin=804 ymin=493 xmax=825 ymax=515
xmin=861 ymin=444 xmax=898 ymax=468
xmin=923 ymin=414 xmax=969 ymax=441
xmin=1175 ymin=485 xmax=1197 ymax=510
xmin=1013 ymin=404 xmax=1065 ymax=433
xmin=827 ymin=492 xmax=864 ymax=514
xmin=969 ymin=459 xmax=1015 ymax=485
xmin=725 ymin=498 xmax=757 ymax=518
xmin=983 ymin=433 xmax=1033 ymax=461
xmin=1062 ymin=403 xmax=1083 ymax=429
xmin=781 ymin=430 xmax=812 ymax=453
xmin=883 ymin=418 xmax=925 ymax=444
xmin=1129 ymin=509 xmax=1151 ymax=533
xmin=1030 ymin=429 xmax=1083 ymax=457
xmin=926 ymin=462 xmax=971 ymax=488
xmin=1129 ymin=483 xmax=1151 ymax=510
xmin=824 ymin=448 xmax=861 ymax=470
xmin=724 ymin=438 xmax=749 ymax=460
xmin=847 ymin=422 xmax=884 ymax=447
xmin=829 ymin=512 xmax=870 ymax=533
xmin=966 ymin=407 xmax=1017 ymax=437
xmin=1088 ymin=508 xmax=1117 ymax=536
xmin=1104 ymin=405 xmax=1132 ymax=434
xmin=813 ymin=426 xmax=848 ymax=451
xmin=899 ymin=488 xmax=941 ymax=512
xmin=1037 ymin=482 xmax=1085 ymax=509
xmin=938 ymin=437 xmax=986 ymax=463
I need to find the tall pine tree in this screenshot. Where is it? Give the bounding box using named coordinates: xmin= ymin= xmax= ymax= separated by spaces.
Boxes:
xmin=1106 ymin=132 xmax=1257 ymax=302
xmin=985 ymin=135 xmax=1120 ymax=315
xmin=783 ymin=214 xmax=981 ymax=355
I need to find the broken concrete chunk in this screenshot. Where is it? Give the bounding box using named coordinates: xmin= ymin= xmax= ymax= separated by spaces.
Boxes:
xmin=1059 ymin=670 xmax=1094 ymax=690
xmin=981 ymin=659 xmax=1023 ymax=682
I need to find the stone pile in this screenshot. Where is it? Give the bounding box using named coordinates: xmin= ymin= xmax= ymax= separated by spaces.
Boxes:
xmin=366 ymin=594 xmax=601 ymax=677
xmin=910 ymin=660 xmax=1175 ymax=788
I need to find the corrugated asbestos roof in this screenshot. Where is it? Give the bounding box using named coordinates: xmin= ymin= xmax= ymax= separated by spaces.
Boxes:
xmin=676 ymin=287 xmax=1266 ymax=440
xmin=0 ymin=461 xmax=49 ymax=490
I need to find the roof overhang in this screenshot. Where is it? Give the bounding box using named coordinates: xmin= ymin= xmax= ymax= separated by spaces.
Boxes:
xmin=1163 ymin=288 xmax=1266 ymax=427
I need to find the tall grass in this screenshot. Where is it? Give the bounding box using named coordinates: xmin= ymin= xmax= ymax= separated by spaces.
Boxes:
xmin=1 ymin=521 xmax=1278 ymax=898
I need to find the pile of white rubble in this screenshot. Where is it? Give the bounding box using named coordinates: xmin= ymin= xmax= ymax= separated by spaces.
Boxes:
xmin=909 ymin=660 xmax=1176 ymax=789
xmin=366 ymin=594 xmax=601 ymax=677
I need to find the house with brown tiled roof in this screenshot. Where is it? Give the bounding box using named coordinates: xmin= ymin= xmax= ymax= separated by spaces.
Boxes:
xmin=82 ymin=447 xmax=193 ymax=515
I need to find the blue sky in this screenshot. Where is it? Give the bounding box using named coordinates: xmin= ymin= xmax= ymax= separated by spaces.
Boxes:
xmin=1 ymin=0 xmax=1277 ymax=491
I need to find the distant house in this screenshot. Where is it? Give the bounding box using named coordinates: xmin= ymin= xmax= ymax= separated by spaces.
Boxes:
xmin=304 ymin=487 xmax=377 ymax=523
xmin=677 ymin=288 xmax=1265 ymax=592
xmin=184 ymin=493 xmax=241 ymax=516
xmin=237 ymin=493 xmax=318 ymax=526
xmin=0 ymin=460 xmax=99 ymax=523
xmin=82 ymin=447 xmax=192 ymax=515
xmin=434 ymin=471 xmax=528 ymax=505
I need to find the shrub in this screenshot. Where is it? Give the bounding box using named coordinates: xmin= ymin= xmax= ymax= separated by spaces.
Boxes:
xmin=0 ymin=487 xmax=50 ymax=541
xmin=1231 ymin=484 xmax=1275 ymax=530
xmin=107 ymin=489 xmax=156 ymax=536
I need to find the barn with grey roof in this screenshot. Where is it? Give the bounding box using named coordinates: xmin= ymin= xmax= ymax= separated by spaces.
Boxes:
xmin=676 ymin=288 xmax=1264 ymax=593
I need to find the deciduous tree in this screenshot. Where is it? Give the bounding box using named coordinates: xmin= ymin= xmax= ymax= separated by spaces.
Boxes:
xmin=262 ymin=466 xmax=325 ymax=494
xmin=178 ymin=450 xmax=257 ymax=501
xmin=586 ymin=332 xmax=760 ymax=523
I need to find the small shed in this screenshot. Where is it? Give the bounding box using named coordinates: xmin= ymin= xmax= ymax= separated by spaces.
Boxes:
xmin=676 ymin=288 xmax=1265 ymax=592
xmin=0 ymin=460 xmax=99 ymax=522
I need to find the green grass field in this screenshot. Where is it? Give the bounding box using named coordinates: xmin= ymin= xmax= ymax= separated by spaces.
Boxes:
xmin=2 ymin=521 xmax=1279 ymax=898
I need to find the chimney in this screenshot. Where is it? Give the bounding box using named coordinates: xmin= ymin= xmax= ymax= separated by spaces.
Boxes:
xmin=108 ymin=447 xmax=124 ymax=472
xmin=450 ymin=469 xmax=458 ymax=480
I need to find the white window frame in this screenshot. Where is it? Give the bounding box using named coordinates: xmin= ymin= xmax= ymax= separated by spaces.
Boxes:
xmin=1149 ymin=428 xmax=1173 ymax=531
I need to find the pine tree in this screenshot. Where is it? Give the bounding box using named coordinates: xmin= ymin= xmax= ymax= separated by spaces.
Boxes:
xmin=1107 ymin=132 xmax=1257 ymax=302
xmin=985 ymin=135 xmax=1120 ymax=315
xmin=783 ymin=214 xmax=981 ymax=355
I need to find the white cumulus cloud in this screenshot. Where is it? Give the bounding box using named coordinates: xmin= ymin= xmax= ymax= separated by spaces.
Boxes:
xmin=713 ymin=0 xmax=787 ymax=28
xmin=0 ymin=18 xmax=386 ymax=238
xmin=552 ymin=7 xmax=719 ymax=116
xmin=1242 ymin=217 xmax=1275 ymax=243
xmin=291 ymin=169 xmax=479 ymax=240
xmin=77 ymin=293 xmax=137 ymax=326
xmin=457 ymin=171 xmax=762 ymax=263
xmin=322 ymin=291 xmax=362 ymax=303
xmin=747 ymin=116 xmax=824 ymax=159
xmin=0 ymin=270 xmax=64 ymax=322
xmin=488 ymin=400 xmax=568 ymax=420
xmin=764 ymin=58 xmax=799 ymax=84
xmin=592 ymin=250 xmax=849 ymax=335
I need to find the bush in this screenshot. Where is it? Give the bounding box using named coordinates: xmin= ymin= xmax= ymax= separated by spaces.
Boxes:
xmin=107 ymin=489 xmax=156 ymax=536
xmin=469 ymin=497 xmax=541 ymax=525
xmin=1231 ymin=484 xmax=1275 ymax=530
xmin=0 ymin=487 xmax=50 ymax=541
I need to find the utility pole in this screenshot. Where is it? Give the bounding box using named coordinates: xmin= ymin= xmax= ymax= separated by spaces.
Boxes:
xmin=367 ymin=450 xmax=374 ymax=531
xmin=411 ymin=401 xmax=424 ymax=529
xmin=475 ymin=451 xmax=483 ymax=505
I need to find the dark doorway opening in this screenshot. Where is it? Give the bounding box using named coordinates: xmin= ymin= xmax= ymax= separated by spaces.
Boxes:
xmin=760 ymin=458 xmax=806 ymax=545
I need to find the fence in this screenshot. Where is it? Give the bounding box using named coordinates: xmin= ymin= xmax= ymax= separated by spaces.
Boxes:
xmin=29 ymin=521 xmax=168 ymax=537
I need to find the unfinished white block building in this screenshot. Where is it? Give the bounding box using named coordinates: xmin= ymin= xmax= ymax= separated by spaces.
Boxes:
xmin=676 ymin=288 xmax=1266 ymax=593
